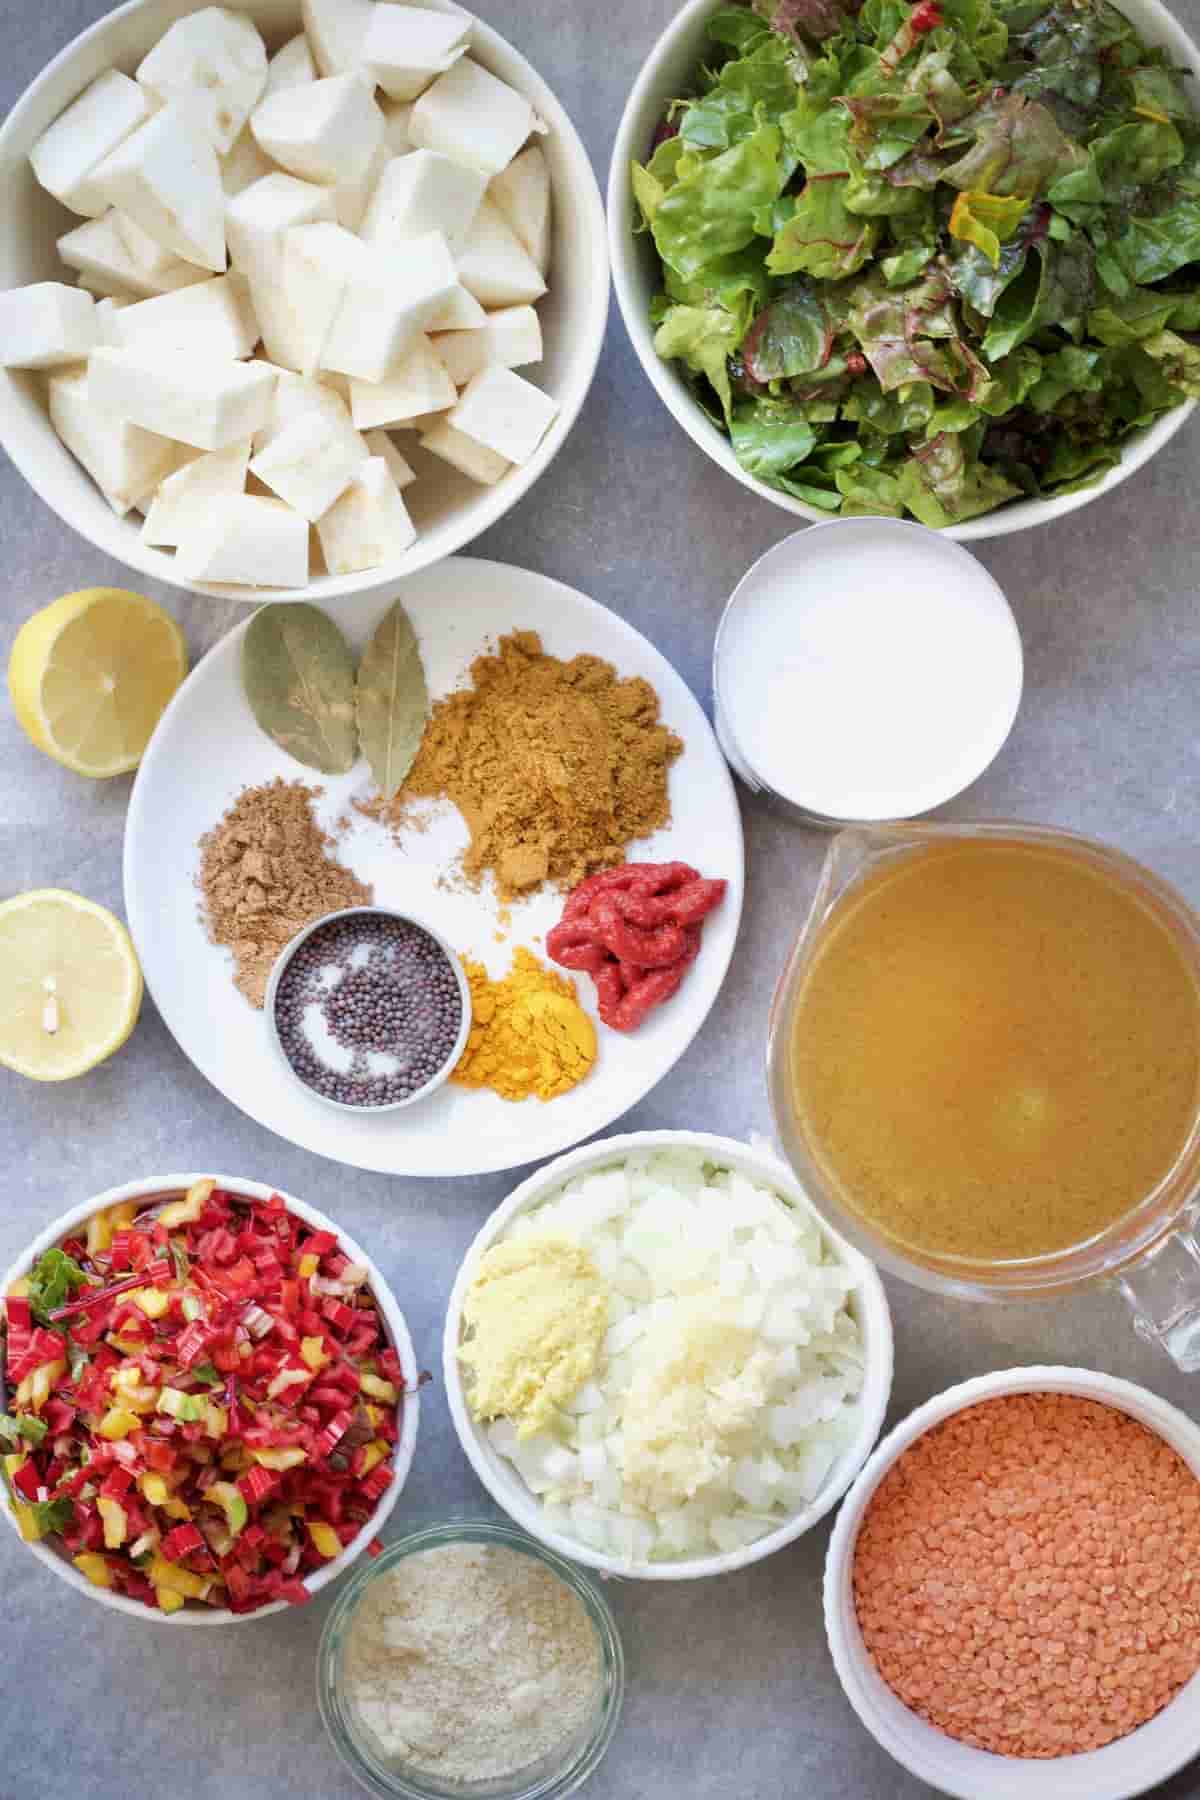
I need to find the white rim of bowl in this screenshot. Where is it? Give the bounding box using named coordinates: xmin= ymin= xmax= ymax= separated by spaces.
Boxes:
xmin=263 ymin=906 xmax=473 ymax=1114
xmin=443 ymin=1128 xmax=893 ymax=1580
xmin=823 ymin=1364 xmax=1200 ymax=1800
xmin=0 ymin=0 xmax=611 ymax=602
xmin=606 ymin=0 xmax=1198 ymax=541
xmin=0 ymin=1172 xmax=420 ymax=1623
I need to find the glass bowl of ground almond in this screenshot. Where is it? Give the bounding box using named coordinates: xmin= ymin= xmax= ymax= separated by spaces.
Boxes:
xmin=317 ymin=1514 xmax=624 ymax=1800
xmin=824 ymin=1366 xmax=1200 ymax=1800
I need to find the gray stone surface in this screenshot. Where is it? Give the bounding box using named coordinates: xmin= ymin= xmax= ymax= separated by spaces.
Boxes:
xmin=3 ymin=0 xmax=1200 ymax=1794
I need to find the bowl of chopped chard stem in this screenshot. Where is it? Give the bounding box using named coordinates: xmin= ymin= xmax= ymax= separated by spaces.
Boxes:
xmin=609 ymin=0 xmax=1200 ymax=536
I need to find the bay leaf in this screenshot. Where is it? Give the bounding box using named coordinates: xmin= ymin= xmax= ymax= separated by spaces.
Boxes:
xmin=355 ymin=598 xmax=428 ymax=800
xmin=242 ymin=602 xmax=358 ymax=774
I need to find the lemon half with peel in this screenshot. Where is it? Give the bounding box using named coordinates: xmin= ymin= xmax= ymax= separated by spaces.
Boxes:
xmin=8 ymin=588 xmax=187 ymax=777
xmin=0 ymin=890 xmax=143 ymax=1081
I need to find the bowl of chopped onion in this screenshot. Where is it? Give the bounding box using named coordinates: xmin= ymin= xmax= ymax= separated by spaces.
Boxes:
xmin=0 ymin=1173 xmax=419 ymax=1621
xmin=443 ymin=1131 xmax=892 ymax=1580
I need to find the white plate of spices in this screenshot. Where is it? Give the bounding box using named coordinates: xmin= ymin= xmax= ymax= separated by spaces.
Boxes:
xmin=123 ymin=557 xmax=744 ymax=1177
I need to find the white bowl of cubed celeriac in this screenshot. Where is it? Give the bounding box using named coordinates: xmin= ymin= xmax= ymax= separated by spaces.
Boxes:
xmin=0 ymin=0 xmax=609 ymax=600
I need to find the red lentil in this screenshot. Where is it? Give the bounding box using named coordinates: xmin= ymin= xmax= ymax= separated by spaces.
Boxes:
xmin=853 ymin=1393 xmax=1200 ymax=1758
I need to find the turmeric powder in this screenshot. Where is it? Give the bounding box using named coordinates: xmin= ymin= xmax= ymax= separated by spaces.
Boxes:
xmin=452 ymin=949 xmax=597 ymax=1102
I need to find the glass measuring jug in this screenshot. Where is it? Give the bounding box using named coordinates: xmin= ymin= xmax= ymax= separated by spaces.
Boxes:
xmin=767 ymin=821 xmax=1200 ymax=1369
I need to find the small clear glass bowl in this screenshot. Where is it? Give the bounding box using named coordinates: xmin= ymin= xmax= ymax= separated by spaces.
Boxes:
xmin=317 ymin=1515 xmax=625 ymax=1800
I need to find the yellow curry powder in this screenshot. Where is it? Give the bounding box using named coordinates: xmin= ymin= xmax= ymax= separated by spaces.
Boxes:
xmin=452 ymin=948 xmax=597 ymax=1102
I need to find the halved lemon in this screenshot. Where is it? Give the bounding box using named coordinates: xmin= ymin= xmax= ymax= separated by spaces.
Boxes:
xmin=0 ymin=890 xmax=144 ymax=1081
xmin=8 ymin=588 xmax=187 ymax=777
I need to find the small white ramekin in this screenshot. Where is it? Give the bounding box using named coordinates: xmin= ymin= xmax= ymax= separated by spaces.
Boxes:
xmin=0 ymin=1172 xmax=420 ymax=1623
xmin=824 ymin=1365 xmax=1200 ymax=1799
xmin=264 ymin=906 xmax=472 ymax=1115
xmin=443 ymin=1129 xmax=893 ymax=1580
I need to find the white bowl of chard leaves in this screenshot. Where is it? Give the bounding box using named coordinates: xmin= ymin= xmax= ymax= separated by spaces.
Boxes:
xmin=608 ymin=0 xmax=1200 ymax=536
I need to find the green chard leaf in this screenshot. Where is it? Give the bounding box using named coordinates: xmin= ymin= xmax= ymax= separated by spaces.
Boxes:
xmin=27 ymin=1248 xmax=88 ymax=1327
xmin=653 ymin=301 xmax=745 ymax=421
xmin=898 ymin=430 xmax=1023 ymax=523
xmin=0 ymin=1412 xmax=48 ymax=1448
xmin=834 ymin=462 xmax=906 ymax=513
xmin=680 ymin=36 xmax=801 ymax=152
xmin=29 ymin=1498 xmax=73 ymax=1537
xmin=652 ymin=124 xmax=783 ymax=281
xmin=741 ymin=283 xmax=834 ymax=380
xmin=942 ymin=92 xmax=1088 ymax=195
xmin=729 ymin=400 xmax=819 ymax=477
xmin=1139 ymin=329 xmax=1200 ymax=398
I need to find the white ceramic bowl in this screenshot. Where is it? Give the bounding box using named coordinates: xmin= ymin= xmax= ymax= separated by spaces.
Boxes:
xmin=443 ymin=1129 xmax=893 ymax=1580
xmin=608 ymin=0 xmax=1200 ymax=541
xmin=824 ymin=1365 xmax=1200 ymax=1799
xmin=0 ymin=1172 xmax=420 ymax=1623
xmin=0 ymin=0 xmax=609 ymax=601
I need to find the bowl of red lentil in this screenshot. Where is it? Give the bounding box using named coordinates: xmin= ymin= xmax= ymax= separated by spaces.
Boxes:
xmin=823 ymin=1366 xmax=1200 ymax=1800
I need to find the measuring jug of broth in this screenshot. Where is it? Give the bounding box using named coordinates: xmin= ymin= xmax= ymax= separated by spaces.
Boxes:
xmin=767 ymin=822 xmax=1200 ymax=1368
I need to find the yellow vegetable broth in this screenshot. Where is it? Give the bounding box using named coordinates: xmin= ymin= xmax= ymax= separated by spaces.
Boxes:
xmin=789 ymin=839 xmax=1200 ymax=1263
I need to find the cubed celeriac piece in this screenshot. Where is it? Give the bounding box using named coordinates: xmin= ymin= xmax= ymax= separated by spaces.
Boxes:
xmin=419 ymin=419 xmax=509 ymax=484
xmin=48 ymin=365 xmax=176 ymax=514
xmin=449 ymin=364 xmax=557 ymax=465
xmin=282 ymin=222 xmax=459 ymax=382
xmin=457 ymin=199 xmax=546 ymax=308
xmin=302 ymin=0 xmax=371 ymax=76
xmin=362 ymin=5 xmax=471 ymax=102
xmin=316 ymin=454 xmax=416 ymax=572
xmin=334 ymin=142 xmax=386 ymax=232
xmin=58 ymin=211 xmax=208 ymax=298
xmin=265 ymin=32 xmax=317 ymax=94
xmin=221 ymin=126 xmax=274 ymax=197
xmin=429 ymin=285 xmax=486 ymax=331
xmin=175 ymin=493 xmax=308 ymax=585
xmin=136 ymin=7 xmax=268 ymax=154
xmin=227 ymin=174 xmax=336 ymax=368
xmin=433 ymin=303 xmax=541 ymax=386
xmin=141 ymin=437 xmax=251 ymax=546
xmin=251 ymin=363 xmax=356 ymax=449
xmin=29 ymin=70 xmax=156 ymax=218
xmin=409 ymin=57 xmax=539 ymax=178
xmin=88 ymin=346 xmax=276 ymax=450
xmin=489 ymin=145 xmax=551 ymax=276
xmin=362 ymin=426 xmax=415 ymax=488
xmin=361 ymin=150 xmax=486 ymax=254
xmin=102 ymin=273 xmax=259 ymax=359
xmin=323 ymin=231 xmax=460 ymax=381
xmin=348 ymin=333 xmax=455 ymax=428
xmin=250 ymin=73 xmax=383 ymax=190
xmin=89 ymin=106 xmax=226 ymax=273
xmin=94 ymin=296 xmax=126 ymax=344
xmin=248 ymin=407 xmax=367 ymax=519
xmin=381 ymin=98 xmax=414 ymax=155
xmin=0 ymin=283 xmax=97 ymax=369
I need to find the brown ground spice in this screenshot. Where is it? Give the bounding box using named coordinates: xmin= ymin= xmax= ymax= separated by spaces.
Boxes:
xmin=853 ymin=1393 xmax=1200 ymax=1758
xmin=198 ymin=778 xmax=372 ymax=1008
xmin=373 ymin=630 xmax=684 ymax=900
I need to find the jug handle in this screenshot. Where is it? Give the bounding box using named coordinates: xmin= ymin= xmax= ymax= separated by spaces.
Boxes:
xmin=1117 ymin=1218 xmax=1200 ymax=1371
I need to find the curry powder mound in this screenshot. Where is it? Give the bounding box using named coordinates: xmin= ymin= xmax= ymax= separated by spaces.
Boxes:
xmin=395 ymin=630 xmax=684 ymax=900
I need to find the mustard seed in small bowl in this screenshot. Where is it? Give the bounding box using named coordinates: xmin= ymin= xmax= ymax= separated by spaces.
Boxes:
xmin=267 ymin=908 xmax=471 ymax=1112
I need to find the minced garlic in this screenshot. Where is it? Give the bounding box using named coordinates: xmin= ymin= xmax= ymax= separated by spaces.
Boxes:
xmin=620 ymin=1299 xmax=776 ymax=1512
